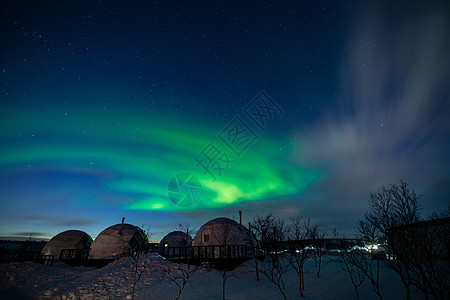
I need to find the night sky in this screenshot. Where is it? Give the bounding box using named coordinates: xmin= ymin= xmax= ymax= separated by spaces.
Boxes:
xmin=1 ymin=1 xmax=449 ymax=241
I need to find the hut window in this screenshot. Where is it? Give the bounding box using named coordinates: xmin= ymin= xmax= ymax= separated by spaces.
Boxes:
xmin=164 ymin=241 xmax=169 ymax=247
xmin=203 ymin=233 xmax=210 ymax=243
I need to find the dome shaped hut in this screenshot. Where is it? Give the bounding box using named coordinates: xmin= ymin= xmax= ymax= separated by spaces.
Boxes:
xmin=193 ymin=217 xmax=248 ymax=246
xmin=159 ymin=231 xmax=192 ymax=248
xmin=41 ymin=230 xmax=92 ymax=259
xmin=89 ymin=223 xmax=149 ymax=260
xmin=158 ymin=231 xmax=192 ymax=258
xmin=192 ymin=217 xmax=251 ymax=260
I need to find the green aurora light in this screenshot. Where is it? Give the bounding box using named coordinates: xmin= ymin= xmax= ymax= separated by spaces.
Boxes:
xmin=1 ymin=108 xmax=321 ymax=211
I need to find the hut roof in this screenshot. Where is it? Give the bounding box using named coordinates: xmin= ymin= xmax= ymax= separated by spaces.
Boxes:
xmin=89 ymin=223 xmax=148 ymax=260
xmin=41 ymin=230 xmax=92 ymax=258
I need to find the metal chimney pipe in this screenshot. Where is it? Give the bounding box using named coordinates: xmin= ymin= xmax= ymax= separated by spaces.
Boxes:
xmin=239 ymin=211 xmax=242 ymax=225
xmin=122 ymin=217 xmax=125 ymax=224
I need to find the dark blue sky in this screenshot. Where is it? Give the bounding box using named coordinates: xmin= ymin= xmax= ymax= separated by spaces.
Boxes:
xmin=1 ymin=0 xmax=449 ymax=240
xmin=2 ymin=1 xmax=345 ymax=118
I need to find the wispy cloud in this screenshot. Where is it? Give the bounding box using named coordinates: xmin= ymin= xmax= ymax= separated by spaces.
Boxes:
xmin=291 ymin=3 xmax=450 ymax=231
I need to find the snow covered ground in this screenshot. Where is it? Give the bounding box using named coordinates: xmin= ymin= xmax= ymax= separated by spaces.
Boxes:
xmin=0 ymin=254 xmax=425 ymax=299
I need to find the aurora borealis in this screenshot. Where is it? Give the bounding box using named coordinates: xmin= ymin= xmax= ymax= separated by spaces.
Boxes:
xmin=1 ymin=96 xmax=320 ymax=238
xmin=1 ymin=1 xmax=449 ymax=240
xmin=1 ymin=103 xmax=318 ymax=209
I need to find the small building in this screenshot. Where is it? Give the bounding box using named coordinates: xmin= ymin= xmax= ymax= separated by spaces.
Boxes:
xmin=41 ymin=230 xmax=92 ymax=259
xmin=387 ymin=217 xmax=449 ymax=260
xmin=158 ymin=231 xmax=192 ymax=248
xmin=193 ymin=217 xmax=249 ymax=246
xmin=192 ymin=217 xmax=251 ymax=261
xmin=89 ymin=223 xmax=149 ymax=260
xmin=158 ymin=231 xmax=192 ymax=258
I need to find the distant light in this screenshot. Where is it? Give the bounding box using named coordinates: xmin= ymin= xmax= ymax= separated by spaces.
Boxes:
xmin=365 ymin=243 xmax=379 ymax=251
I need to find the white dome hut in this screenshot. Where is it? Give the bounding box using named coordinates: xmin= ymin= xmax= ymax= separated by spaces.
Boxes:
xmin=192 ymin=217 xmax=251 ymax=259
xmin=89 ymin=223 xmax=148 ymax=260
xmin=158 ymin=231 xmax=193 ymax=258
xmin=41 ymin=230 xmax=92 ymax=259
xmin=193 ymin=217 xmax=249 ymax=246
xmin=159 ymin=231 xmax=192 ymax=248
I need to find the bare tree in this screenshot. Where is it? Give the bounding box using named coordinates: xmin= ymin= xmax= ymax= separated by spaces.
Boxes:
xmin=329 ymin=228 xmax=365 ymax=298
xmin=358 ymin=180 xmax=419 ymax=299
xmin=388 ymin=217 xmax=449 ymax=300
xmin=245 ymin=222 xmax=261 ymax=281
xmin=174 ymin=223 xmax=196 ymax=247
xmin=429 ymin=204 xmax=450 ymax=219
xmin=129 ymin=224 xmax=154 ymax=300
xmin=247 ymin=213 xmax=276 ymax=281
xmin=423 ymin=220 xmax=450 ymax=300
xmin=212 ymin=218 xmax=240 ymax=300
xmin=357 ymin=180 xmax=450 ymax=300
xmin=286 ymin=216 xmax=314 ymax=297
xmin=112 ymin=223 xmax=153 ymax=300
xmin=354 ymin=221 xmax=385 ymax=300
xmin=249 ymin=213 xmax=290 ymax=300
xmin=160 ymin=223 xmax=201 ymax=300
xmin=161 ymin=260 xmax=201 ymax=300
xmin=311 ymin=227 xmax=326 ymax=278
